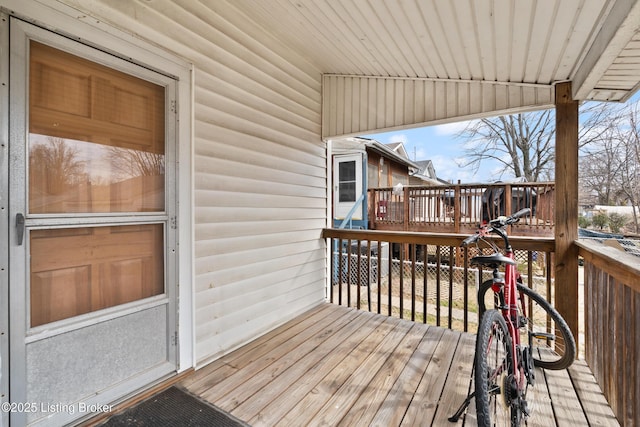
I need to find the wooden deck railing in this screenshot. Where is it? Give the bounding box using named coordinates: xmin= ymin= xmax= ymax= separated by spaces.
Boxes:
xmin=577 ymin=239 xmax=640 ymax=427
xmin=368 ymin=182 xmax=555 ymax=236
xmin=322 ymin=228 xmax=638 ymax=426
xmin=322 ymin=228 xmax=555 ymax=334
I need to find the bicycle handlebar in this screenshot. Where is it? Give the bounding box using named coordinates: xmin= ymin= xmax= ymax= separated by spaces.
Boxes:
xmin=488 ymin=208 xmax=531 ymax=227
xmin=461 ymin=233 xmax=481 ymax=247
xmin=460 ymin=208 xmax=531 ymax=247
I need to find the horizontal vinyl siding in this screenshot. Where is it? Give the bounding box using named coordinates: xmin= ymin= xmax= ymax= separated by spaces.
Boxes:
xmin=63 ymin=0 xmax=327 ymax=365
xmin=186 ymin=8 xmax=326 ymax=363
xmin=322 ymin=75 xmax=555 ymax=138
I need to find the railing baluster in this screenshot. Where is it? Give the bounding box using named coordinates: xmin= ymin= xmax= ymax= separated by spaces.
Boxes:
xmin=338 ymin=238 xmax=343 ymax=306
xmin=377 ymin=239 xmax=382 ymax=314
xmin=388 ymin=241 xmax=393 ymax=317
xmin=346 ymin=239 xmax=351 ymax=308
xmin=463 ymin=247 xmax=469 ymax=332
xmin=547 ymin=251 xmax=553 ymax=338
xmin=399 ymin=243 xmax=404 ymax=319
xmin=436 ymin=245 xmax=441 ymax=327
xmin=366 ymin=240 xmax=371 ymax=312
xmin=527 ymin=251 xmax=534 ymax=321
xmin=448 ymin=247 xmax=454 ymax=329
xmin=329 ymin=237 xmax=340 ymax=304
xmin=423 ymin=244 xmax=428 ymax=324
xmin=411 ymin=244 xmax=416 ymax=322
xmin=356 ymin=240 xmax=362 ymax=310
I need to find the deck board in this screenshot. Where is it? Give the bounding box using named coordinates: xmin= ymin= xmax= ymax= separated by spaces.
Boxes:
xmin=369 ymin=325 xmax=445 ymax=426
xmin=180 ymin=303 xmax=620 ymax=427
xmin=237 ymin=310 xmax=381 ymax=422
xmin=566 ymin=362 xmax=619 ymax=425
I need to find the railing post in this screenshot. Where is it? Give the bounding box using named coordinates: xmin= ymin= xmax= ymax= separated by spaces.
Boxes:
xmin=454 ymin=183 xmax=463 ymax=267
xmin=504 ymin=183 xmax=512 ymax=215
xmin=403 ymin=186 xmax=410 ymax=266
xmin=454 ymin=182 xmax=461 ymax=234
xmin=403 ymin=185 xmax=410 ymax=232
xmin=555 ymin=81 xmax=579 ymax=346
xmin=505 ymin=183 xmax=512 ymax=234
xmin=368 ymin=189 xmax=375 ymax=229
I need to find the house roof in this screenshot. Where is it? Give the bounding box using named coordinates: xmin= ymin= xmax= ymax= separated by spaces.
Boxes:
xmin=366 ymin=140 xmax=419 ymax=170
xmin=414 ymin=160 xmax=437 ymax=179
xmin=339 ymin=137 xmax=420 ymax=170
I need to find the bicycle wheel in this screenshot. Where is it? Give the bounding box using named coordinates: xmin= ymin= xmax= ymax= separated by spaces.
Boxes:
xmin=477 ymin=279 xmax=576 ymax=370
xmin=475 ymin=309 xmax=519 ymax=427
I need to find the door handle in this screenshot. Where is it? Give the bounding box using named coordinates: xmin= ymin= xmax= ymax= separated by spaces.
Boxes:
xmin=16 ymin=213 xmax=25 ymax=245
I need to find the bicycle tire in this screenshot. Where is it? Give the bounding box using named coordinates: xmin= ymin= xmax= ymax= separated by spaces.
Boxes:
xmin=475 ymin=309 xmax=519 ymax=427
xmin=477 ymin=279 xmax=576 ymax=370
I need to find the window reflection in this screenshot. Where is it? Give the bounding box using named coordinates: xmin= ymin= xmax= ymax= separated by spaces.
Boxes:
xmin=29 ymin=134 xmax=164 ymax=213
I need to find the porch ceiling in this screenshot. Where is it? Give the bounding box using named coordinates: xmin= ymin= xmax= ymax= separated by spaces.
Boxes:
xmin=233 ymin=0 xmax=640 ymax=104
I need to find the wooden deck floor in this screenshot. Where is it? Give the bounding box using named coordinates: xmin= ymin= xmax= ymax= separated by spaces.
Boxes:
xmin=179 ymin=303 xmax=619 ymax=426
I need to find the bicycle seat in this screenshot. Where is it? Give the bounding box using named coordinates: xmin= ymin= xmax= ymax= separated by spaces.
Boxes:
xmin=471 ymin=253 xmax=516 ymax=267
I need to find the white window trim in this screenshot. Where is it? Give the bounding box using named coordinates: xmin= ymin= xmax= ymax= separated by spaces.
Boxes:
xmin=2 ymin=0 xmax=195 ymax=371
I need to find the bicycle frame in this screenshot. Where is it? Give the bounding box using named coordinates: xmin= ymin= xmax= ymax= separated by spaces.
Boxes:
xmin=478 ymin=225 xmax=526 ymax=393
xmin=501 ymin=250 xmax=526 ymax=393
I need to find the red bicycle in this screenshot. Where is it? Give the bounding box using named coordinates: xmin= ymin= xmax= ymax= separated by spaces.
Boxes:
xmin=450 ymin=208 xmax=576 ymax=426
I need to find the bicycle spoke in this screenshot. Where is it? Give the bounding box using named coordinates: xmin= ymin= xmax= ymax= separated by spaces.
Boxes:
xmin=475 ymin=310 xmax=514 ymax=426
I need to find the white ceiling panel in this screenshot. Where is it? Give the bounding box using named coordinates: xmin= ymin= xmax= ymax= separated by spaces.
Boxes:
xmin=228 ymin=0 xmax=638 ymax=102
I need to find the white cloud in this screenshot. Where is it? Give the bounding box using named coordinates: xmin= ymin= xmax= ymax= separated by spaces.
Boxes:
xmin=432 ymin=120 xmax=474 ymax=136
xmin=387 ymin=133 xmax=408 ymax=144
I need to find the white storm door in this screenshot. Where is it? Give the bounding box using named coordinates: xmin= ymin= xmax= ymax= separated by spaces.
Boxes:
xmin=333 ymin=154 xmax=363 ymax=220
xmin=8 ymin=19 xmax=178 ymax=427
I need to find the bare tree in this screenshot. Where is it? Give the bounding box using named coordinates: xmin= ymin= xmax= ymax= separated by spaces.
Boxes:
xmin=456 ymin=102 xmax=618 ymax=182
xmin=614 ymin=102 xmax=640 ymax=232
xmin=579 ymin=100 xmax=640 ymax=232
xmin=107 ymin=146 xmax=165 ymax=180
xmin=29 ymin=137 xmax=86 ymax=194
xmin=579 ymin=132 xmax=626 ymax=206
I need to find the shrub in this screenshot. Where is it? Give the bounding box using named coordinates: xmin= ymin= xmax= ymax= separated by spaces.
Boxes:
xmin=608 ymin=212 xmax=628 ymax=233
xmin=592 ymin=212 xmax=609 ymax=230
xmin=578 ymin=215 xmax=591 ymax=228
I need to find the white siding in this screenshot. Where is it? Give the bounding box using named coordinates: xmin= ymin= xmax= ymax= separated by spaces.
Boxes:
xmin=60 ymin=0 xmax=327 ymax=365
xmin=322 ymin=75 xmax=555 ymax=138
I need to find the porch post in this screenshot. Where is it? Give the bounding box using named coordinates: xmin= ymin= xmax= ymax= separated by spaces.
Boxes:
xmin=554 ymin=82 xmax=579 ymax=346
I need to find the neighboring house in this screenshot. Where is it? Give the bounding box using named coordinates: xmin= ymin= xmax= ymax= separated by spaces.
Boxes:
xmin=331 ymin=137 xmax=419 ymax=228
xmin=409 ymin=159 xmax=442 ymax=186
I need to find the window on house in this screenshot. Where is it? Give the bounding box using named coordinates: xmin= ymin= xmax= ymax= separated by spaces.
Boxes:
xmin=338 ymin=160 xmax=356 ymax=202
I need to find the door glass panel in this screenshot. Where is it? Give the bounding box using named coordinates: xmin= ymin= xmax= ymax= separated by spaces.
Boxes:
xmin=339 ymin=161 xmax=356 ymax=202
xmin=27 ymin=41 xmax=168 ymax=327
xmin=28 ymin=41 xmax=165 ymax=214
xmin=30 ymin=224 xmax=165 ymax=327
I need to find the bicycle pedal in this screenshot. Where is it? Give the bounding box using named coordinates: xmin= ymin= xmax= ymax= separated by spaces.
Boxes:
xmin=531 ymin=332 xmax=555 ymax=340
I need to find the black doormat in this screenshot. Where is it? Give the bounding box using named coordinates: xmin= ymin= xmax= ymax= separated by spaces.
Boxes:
xmin=101 ymin=386 xmax=250 ymax=427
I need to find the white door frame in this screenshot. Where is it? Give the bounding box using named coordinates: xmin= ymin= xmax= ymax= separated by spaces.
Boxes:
xmin=333 ymin=153 xmax=364 ymax=220
xmin=0 ymin=3 xmax=194 ymax=425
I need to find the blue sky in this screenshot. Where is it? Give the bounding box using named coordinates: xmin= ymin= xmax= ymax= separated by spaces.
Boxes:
xmin=364 ymin=93 xmax=640 ymax=184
